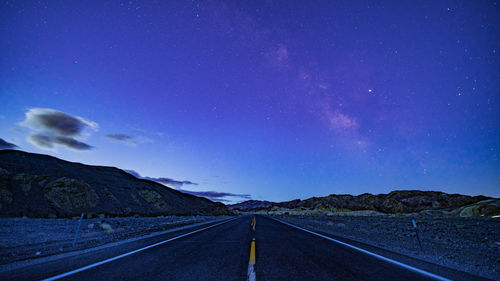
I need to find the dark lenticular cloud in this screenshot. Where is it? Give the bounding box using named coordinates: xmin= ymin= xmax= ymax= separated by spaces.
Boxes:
xmin=29 ymin=134 xmax=53 ymax=148
xmin=124 ymin=170 xmax=251 ymax=202
xmin=105 ymin=134 xmax=137 ymax=146
xmin=20 ymin=108 xmax=97 ymax=151
xmin=0 ymin=138 xmax=18 ymax=149
xmin=28 ymin=134 xmax=93 ymax=150
xmin=54 ymin=136 xmax=93 ymax=150
xmin=105 ymin=134 xmax=133 ymax=141
xmin=125 ymin=170 xmax=198 ymax=188
xmin=179 ymin=190 xmax=252 ymax=202
xmin=151 ymin=178 xmax=197 ymax=188
xmin=34 ymin=111 xmax=87 ymax=136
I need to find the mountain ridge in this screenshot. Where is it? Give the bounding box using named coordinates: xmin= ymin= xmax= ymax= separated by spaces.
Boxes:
xmin=229 ymin=191 xmax=498 ymax=216
xmin=0 ymin=150 xmax=231 ymax=217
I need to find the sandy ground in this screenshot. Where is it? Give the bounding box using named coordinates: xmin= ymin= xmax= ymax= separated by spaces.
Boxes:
xmin=0 ymin=216 xmax=228 ymax=265
xmin=277 ymin=215 xmax=500 ymax=280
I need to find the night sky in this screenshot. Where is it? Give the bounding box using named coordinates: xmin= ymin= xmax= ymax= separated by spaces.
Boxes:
xmin=1 ymin=1 xmax=499 ymax=202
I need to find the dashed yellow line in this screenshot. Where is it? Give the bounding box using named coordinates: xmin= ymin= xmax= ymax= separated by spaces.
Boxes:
xmin=247 ymin=216 xmax=257 ymax=281
xmin=249 ymin=240 xmax=256 ymax=265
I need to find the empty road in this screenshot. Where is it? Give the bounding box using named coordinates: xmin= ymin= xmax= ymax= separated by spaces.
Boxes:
xmin=0 ymin=215 xmax=488 ymax=281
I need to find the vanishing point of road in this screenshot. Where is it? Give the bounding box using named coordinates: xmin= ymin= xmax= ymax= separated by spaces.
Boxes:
xmin=0 ymin=215 xmax=489 ymax=281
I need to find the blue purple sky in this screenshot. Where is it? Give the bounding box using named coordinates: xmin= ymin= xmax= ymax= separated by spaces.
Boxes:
xmin=1 ymin=1 xmax=499 ymax=203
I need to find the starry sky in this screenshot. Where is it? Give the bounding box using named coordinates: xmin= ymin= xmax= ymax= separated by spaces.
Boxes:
xmin=1 ymin=1 xmax=499 ymax=203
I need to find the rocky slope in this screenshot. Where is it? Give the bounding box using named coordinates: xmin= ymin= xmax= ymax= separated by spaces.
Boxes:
xmin=0 ymin=150 xmax=231 ymax=217
xmin=229 ymin=191 xmax=498 ymax=217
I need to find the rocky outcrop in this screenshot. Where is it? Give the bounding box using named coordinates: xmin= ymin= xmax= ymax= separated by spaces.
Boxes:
xmin=139 ymin=189 xmax=167 ymax=210
xmin=229 ymin=190 xmax=495 ymax=216
xmin=0 ymin=150 xmax=231 ymax=217
xmin=42 ymin=177 xmax=100 ymax=211
xmin=455 ymin=199 xmax=500 ymax=217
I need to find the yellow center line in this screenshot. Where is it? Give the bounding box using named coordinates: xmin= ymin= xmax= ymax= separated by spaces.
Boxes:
xmin=247 ymin=217 xmax=257 ymax=281
xmin=249 ymin=240 xmax=256 ymax=265
xmin=251 ymin=216 xmax=256 ymax=231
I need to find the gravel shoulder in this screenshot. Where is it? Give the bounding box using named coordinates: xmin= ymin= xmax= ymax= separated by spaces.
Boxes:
xmin=276 ymin=215 xmax=500 ymax=280
xmin=0 ymin=216 xmax=230 ymax=265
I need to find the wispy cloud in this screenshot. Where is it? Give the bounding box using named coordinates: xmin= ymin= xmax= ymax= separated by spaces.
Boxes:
xmin=132 ymin=127 xmax=164 ymax=137
xmin=20 ymin=108 xmax=98 ymax=151
xmin=0 ymin=138 xmax=18 ymax=150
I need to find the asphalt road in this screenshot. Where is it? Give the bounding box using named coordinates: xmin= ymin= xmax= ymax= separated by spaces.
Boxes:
xmin=0 ymin=215 xmax=489 ymax=281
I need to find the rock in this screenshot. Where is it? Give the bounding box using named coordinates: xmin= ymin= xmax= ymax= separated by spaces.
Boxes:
xmin=457 ymin=199 xmax=500 ymax=217
xmin=0 ymin=168 xmax=12 ymax=209
xmin=0 ymin=168 xmax=10 ymax=185
xmin=43 ymin=177 xmax=99 ymax=214
xmin=139 ymin=189 xmax=167 ymax=210
xmin=100 ymin=222 xmax=113 ymax=233
xmin=13 ymin=173 xmax=38 ymax=194
xmin=0 ymin=186 xmax=12 ymax=210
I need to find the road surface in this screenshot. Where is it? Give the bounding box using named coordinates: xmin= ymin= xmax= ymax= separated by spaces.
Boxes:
xmin=0 ymin=215 xmax=488 ymax=281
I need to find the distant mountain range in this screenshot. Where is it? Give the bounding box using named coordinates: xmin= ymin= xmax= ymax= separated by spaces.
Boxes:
xmin=229 ymin=191 xmax=499 ymax=217
xmin=0 ymin=150 xmax=231 ymax=218
xmin=1 ymin=150 xmax=498 ymax=219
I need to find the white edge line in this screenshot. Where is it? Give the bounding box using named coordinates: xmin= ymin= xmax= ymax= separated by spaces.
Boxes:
xmin=42 ymin=218 xmax=237 ymax=281
xmin=270 ymin=217 xmax=451 ymax=281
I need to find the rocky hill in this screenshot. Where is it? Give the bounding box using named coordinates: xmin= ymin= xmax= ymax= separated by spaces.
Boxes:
xmin=229 ymin=191 xmax=498 ymax=217
xmin=0 ymin=150 xmax=231 ymax=218
xmin=228 ymin=200 xmax=275 ymax=211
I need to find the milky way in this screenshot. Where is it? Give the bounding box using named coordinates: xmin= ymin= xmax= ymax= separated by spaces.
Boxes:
xmin=1 ymin=1 xmax=498 ymax=202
